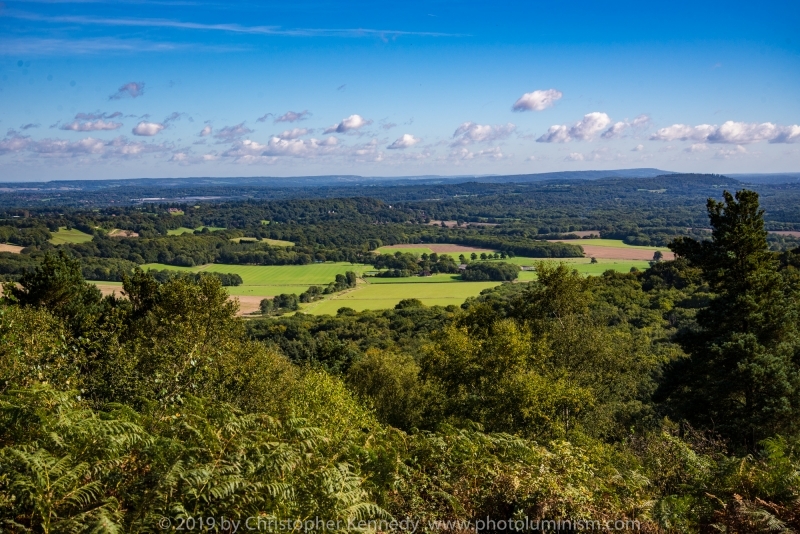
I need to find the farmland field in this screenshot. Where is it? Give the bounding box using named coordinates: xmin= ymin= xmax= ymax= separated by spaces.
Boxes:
xmin=141 ymin=262 xmax=371 ymax=285
xmin=547 ymin=238 xmax=674 ymax=261
xmin=304 ymin=281 xmax=500 ymax=315
xmin=367 ymin=274 xmax=462 ymax=283
xmin=0 ymin=243 xmax=24 ymax=253
xmin=167 ymin=226 xmax=227 ymax=235
xmin=91 ymin=257 xmax=652 ymax=315
xmin=376 ymin=243 xmax=496 ymax=254
xmin=50 ymin=227 xmax=94 ymax=245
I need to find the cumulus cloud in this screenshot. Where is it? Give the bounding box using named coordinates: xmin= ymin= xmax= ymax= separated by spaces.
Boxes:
xmin=277 ymin=128 xmax=312 ymax=140
xmin=109 ymin=82 xmax=145 ymax=100
xmin=381 ymin=122 xmax=397 ymax=130
xmin=324 ymin=114 xmax=372 ymax=134
xmin=631 ymin=114 xmax=651 ymax=128
xmin=258 ymin=110 xmax=312 ymax=123
xmin=538 ymin=112 xmax=612 ymax=143
xmin=632 ymin=144 xmax=645 ymax=152
xmin=685 ymin=143 xmax=708 ymax=153
xmin=599 ymin=114 xmax=652 ymax=139
xmin=223 ymin=136 xmax=338 ymax=161
xmin=170 ymin=151 xmax=220 ymax=165
xmin=450 ymin=146 xmax=505 ymax=160
xmin=132 ymin=121 xmax=165 ymax=136
xmin=213 ymin=123 xmax=254 ymax=141
xmin=163 ymin=112 xmax=184 ymax=125
xmin=61 ymin=119 xmax=122 ymax=132
xmin=199 ymin=125 xmax=212 ymax=137
xmin=75 ymin=111 xmax=123 ymax=121
xmin=714 ymin=145 xmax=747 ymax=159
xmin=650 ymin=121 xmax=800 ymax=144
xmin=387 ymin=134 xmax=420 ymax=149
xmin=566 ymin=152 xmax=585 ymax=161
xmin=512 ymin=89 xmax=562 ymax=112
xmin=20 ymin=123 xmax=39 ymax=130
xmin=451 ymin=122 xmax=515 ymax=146
xmin=0 ymin=131 xmax=170 ymax=159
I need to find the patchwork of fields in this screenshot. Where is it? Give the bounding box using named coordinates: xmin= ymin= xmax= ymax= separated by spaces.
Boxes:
xmin=84 ymin=241 xmax=659 ymax=315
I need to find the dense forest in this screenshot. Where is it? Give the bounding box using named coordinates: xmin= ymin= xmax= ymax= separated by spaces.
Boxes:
xmin=2 ymin=186 xmax=800 ymax=533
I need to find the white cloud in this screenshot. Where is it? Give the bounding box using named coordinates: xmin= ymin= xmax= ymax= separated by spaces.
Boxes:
xmin=451 ymin=122 xmax=515 ymax=146
xmin=631 ymin=114 xmax=651 ymax=128
xmin=109 ymin=81 xmax=145 ymax=100
xmin=213 ymin=123 xmax=254 ymax=141
xmin=685 ymin=143 xmax=708 ymax=153
xmin=224 ymin=136 xmax=339 ymax=160
xmin=512 ymin=89 xmax=562 ymax=112
xmin=199 ymin=125 xmax=212 ymax=137
xmin=537 ymin=112 xmax=612 ymax=143
xmin=0 ymin=132 xmax=170 ymax=159
xmin=272 ymin=110 xmax=311 ymax=123
xmin=75 ymin=111 xmax=122 ymax=120
xmin=324 ymin=114 xmax=372 ymax=134
xmin=632 ymin=144 xmax=645 ymax=152
xmin=387 ymin=133 xmax=420 ymax=149
xmin=60 ymin=120 xmax=122 ymax=132
xmin=600 ymin=121 xmax=628 ymax=140
xmin=566 ymin=152 xmax=584 ymax=161
xmin=450 ymin=146 xmax=505 ymax=160
xmin=278 ymin=128 xmax=311 ymax=140
xmin=132 ymin=121 xmax=165 ymax=136
xmin=651 ymin=121 xmax=800 ymax=144
xmin=714 ymin=145 xmax=747 ymax=159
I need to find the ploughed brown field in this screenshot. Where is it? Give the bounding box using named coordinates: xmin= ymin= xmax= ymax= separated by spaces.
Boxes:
xmin=92 ymin=283 xmax=263 ymax=316
xmin=0 ymin=244 xmax=24 ymax=253
xmin=770 ymin=231 xmax=800 ymax=237
xmin=379 ymin=243 xmax=496 ymax=254
xmin=578 ymin=245 xmax=676 ymax=261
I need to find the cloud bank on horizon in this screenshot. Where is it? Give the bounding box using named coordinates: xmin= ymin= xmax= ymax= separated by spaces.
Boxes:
xmin=0 ymin=0 xmax=798 ymax=180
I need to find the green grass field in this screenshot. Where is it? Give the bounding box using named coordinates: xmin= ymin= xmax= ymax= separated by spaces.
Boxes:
xmin=88 ymin=257 xmax=652 ymax=314
xmin=304 ymin=281 xmax=500 ymax=315
xmin=374 ymin=246 xmax=435 ymax=256
xmin=167 ymin=226 xmax=226 ymax=235
xmin=141 ymin=262 xmax=371 ymax=285
xmin=50 ymin=227 xmax=94 ymax=245
xmin=366 ymin=274 xmax=462 ymax=283
xmin=553 ymin=238 xmax=670 ymax=251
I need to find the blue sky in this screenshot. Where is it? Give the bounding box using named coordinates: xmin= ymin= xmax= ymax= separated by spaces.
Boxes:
xmin=1 ymin=0 xmax=798 ymax=181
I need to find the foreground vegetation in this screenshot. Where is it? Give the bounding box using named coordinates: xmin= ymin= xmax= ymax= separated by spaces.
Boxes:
xmin=2 ymin=188 xmax=800 ymax=533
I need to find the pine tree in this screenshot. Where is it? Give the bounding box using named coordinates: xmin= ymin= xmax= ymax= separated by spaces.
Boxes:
xmin=661 ymin=190 xmax=800 ymax=449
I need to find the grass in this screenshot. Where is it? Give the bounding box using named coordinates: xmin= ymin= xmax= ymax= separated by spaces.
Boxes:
xmin=304 ymin=281 xmax=500 ymax=315
xmin=366 ymin=274 xmax=462 ymax=283
xmin=374 ymin=246 xmax=434 ymax=256
xmin=554 ymin=238 xmax=670 ymax=251
xmin=167 ymin=226 xmax=226 ymax=236
xmin=50 ymin=227 xmax=94 ymax=245
xmin=141 ymin=262 xmax=371 ymax=285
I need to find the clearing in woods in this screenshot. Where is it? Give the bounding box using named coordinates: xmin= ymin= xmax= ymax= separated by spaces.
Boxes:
xmin=167 ymin=226 xmax=227 ymax=235
xmin=50 ymin=227 xmax=94 ymax=245
xmin=0 ymin=244 xmax=24 ymax=253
